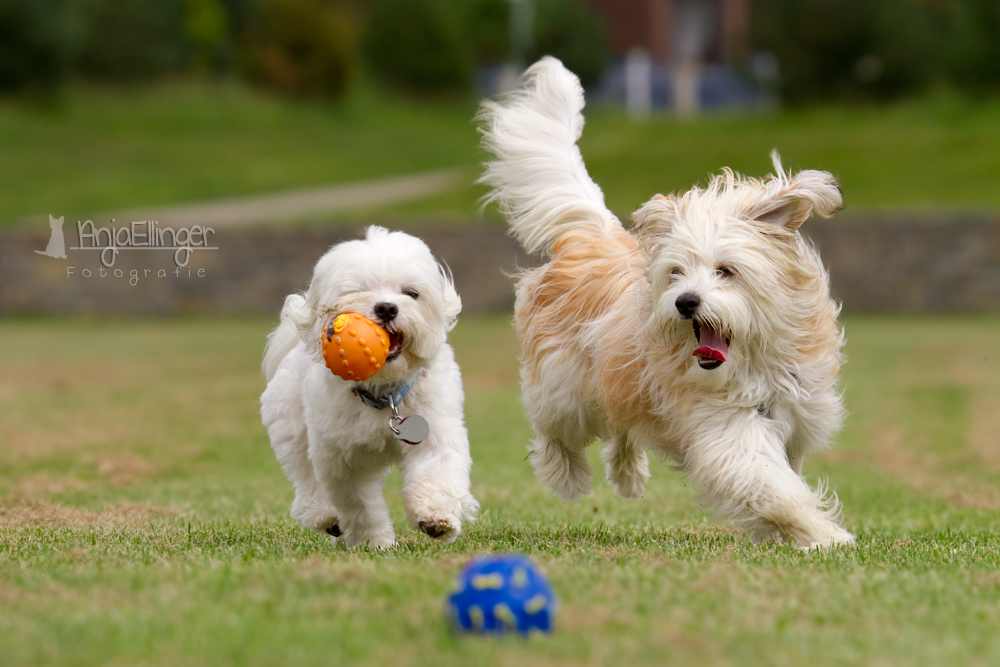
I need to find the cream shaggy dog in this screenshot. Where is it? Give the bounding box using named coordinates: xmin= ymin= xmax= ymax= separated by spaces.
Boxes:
xmin=479 ymin=57 xmax=854 ymax=549
xmin=260 ymin=227 xmax=479 ymax=549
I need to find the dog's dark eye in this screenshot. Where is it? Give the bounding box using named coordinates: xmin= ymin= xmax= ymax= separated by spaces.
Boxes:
xmin=403 ymin=288 xmax=419 ymax=299
xmin=716 ymin=266 xmax=735 ymax=278
xmin=670 ymin=268 xmax=684 ymax=278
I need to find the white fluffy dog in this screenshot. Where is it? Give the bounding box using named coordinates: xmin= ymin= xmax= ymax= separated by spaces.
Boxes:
xmin=260 ymin=227 xmax=478 ymax=549
xmin=479 ymin=58 xmax=854 ymax=549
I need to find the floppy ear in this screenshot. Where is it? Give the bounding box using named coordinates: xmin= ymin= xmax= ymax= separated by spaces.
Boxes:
xmin=749 ymin=151 xmax=843 ymax=231
xmin=631 ymin=194 xmax=680 ymax=240
xmin=438 ymin=262 xmax=462 ymax=332
xmin=281 ymin=293 xmax=323 ymax=363
xmin=280 ymin=294 xmax=314 ymax=339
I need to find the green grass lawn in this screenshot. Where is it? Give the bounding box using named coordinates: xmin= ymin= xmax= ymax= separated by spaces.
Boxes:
xmin=1 ymin=84 xmax=999 ymax=226
xmin=0 ymin=83 xmax=481 ymax=226
xmin=1 ymin=315 xmax=999 ymax=666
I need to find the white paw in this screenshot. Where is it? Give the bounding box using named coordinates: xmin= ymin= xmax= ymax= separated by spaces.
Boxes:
xmin=363 ymin=535 xmax=397 ymax=551
xmin=291 ymin=501 xmax=339 ymax=535
xmin=603 ymin=444 xmax=650 ymax=501
xmin=802 ymin=528 xmax=856 ymax=550
xmin=405 ymin=492 xmax=477 ymax=544
xmin=607 ymin=465 xmax=650 ymax=500
xmin=341 ymin=534 xmax=397 ymax=551
xmin=340 ymin=525 xmax=396 ymax=550
xmin=418 ymin=516 xmax=460 ymax=543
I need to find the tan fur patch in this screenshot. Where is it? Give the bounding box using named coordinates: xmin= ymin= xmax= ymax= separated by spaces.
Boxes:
xmin=794 ymin=301 xmax=841 ymax=375
xmin=516 ymin=228 xmax=643 ymax=384
xmin=524 ymin=229 xmax=642 ymax=324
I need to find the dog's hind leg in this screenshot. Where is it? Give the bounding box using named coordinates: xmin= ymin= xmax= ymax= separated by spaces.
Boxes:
xmin=602 ymin=432 xmax=650 ymax=501
xmin=521 ymin=365 xmax=596 ymax=501
xmin=528 ymin=434 xmax=593 ymax=502
xmin=314 ymin=449 xmax=396 ymax=550
xmin=290 ymin=474 xmax=340 ymax=537
xmin=264 ymin=408 xmax=340 ymax=535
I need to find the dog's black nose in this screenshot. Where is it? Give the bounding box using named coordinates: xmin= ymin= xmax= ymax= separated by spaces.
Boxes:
xmin=374 ymin=302 xmax=398 ymax=323
xmin=675 ymin=292 xmax=701 ymax=319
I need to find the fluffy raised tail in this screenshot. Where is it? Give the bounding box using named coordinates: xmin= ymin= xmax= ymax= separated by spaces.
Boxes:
xmin=478 ymin=57 xmax=621 ymax=255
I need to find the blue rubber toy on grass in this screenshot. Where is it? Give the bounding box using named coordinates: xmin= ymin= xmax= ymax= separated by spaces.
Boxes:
xmin=447 ymin=554 xmax=556 ymax=634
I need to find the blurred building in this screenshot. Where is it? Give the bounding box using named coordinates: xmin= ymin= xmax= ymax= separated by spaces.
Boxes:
xmin=584 ymin=0 xmax=748 ymax=63
xmin=581 ymin=0 xmax=763 ymax=115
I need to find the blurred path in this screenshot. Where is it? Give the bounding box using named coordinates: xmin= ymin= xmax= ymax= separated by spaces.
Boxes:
xmin=105 ymin=167 xmax=469 ymax=228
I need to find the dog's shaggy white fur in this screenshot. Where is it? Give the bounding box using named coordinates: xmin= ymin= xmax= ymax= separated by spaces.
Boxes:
xmin=260 ymin=227 xmax=478 ymax=549
xmin=479 ymin=57 xmax=854 ymax=549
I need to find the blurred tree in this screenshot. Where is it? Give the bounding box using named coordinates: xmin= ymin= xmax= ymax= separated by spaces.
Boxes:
xmin=0 ymin=0 xmax=80 ymax=93
xmin=186 ymin=0 xmax=231 ymax=74
xmin=752 ymin=0 xmax=1000 ymax=104
xmin=76 ymin=0 xmax=191 ymax=82
xmin=752 ymin=0 xmax=937 ymax=104
xmin=461 ymin=0 xmax=510 ymax=64
xmin=530 ymin=0 xmax=608 ymax=88
xmin=362 ymin=0 xmax=472 ymax=94
xmin=455 ymin=0 xmax=608 ymax=88
xmin=241 ymin=0 xmax=356 ymax=98
xmin=941 ymin=0 xmax=1000 ymax=95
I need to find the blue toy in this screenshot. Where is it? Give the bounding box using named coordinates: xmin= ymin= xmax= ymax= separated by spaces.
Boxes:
xmin=447 ymin=554 xmax=556 ymax=634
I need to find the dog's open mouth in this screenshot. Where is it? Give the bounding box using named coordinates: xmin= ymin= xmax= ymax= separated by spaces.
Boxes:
xmin=386 ymin=330 xmax=403 ymax=362
xmin=692 ymin=320 xmax=729 ymax=370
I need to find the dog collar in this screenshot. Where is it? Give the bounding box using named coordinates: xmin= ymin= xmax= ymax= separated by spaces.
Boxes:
xmin=352 ymin=371 xmax=424 ymax=411
xmin=352 ymin=371 xmax=429 ymax=445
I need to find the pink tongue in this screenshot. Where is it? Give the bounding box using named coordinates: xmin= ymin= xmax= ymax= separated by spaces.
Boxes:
xmin=693 ymin=327 xmax=728 ymax=362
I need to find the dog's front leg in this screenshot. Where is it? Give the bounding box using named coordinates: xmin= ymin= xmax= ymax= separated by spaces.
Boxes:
xmin=399 ymin=431 xmax=479 ymax=544
xmin=681 ymin=408 xmax=854 ymax=549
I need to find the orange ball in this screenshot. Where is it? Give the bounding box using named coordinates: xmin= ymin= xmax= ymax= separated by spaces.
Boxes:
xmin=321 ymin=313 xmax=390 ymax=382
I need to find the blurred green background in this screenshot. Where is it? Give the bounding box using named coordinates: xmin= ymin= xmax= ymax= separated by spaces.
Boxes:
xmin=3 ymin=2 xmax=1000 ymax=666
xmin=0 ymin=0 xmax=999 ymax=225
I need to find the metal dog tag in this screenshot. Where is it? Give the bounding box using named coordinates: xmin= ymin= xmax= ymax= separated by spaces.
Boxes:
xmin=391 ymin=415 xmax=429 ymax=445
xmin=386 ymin=394 xmax=428 ymax=445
